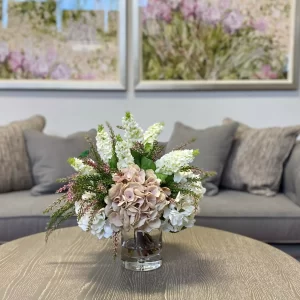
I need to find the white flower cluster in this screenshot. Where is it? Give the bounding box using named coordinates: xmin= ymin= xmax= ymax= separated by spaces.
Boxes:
xmin=115 ymin=138 xmax=134 ymax=170
xmin=122 ymin=112 xmax=143 ymax=145
xmin=143 ymin=122 xmax=164 ymax=151
xmin=68 ymin=158 xmax=96 ymax=175
xmin=96 ymin=125 xmax=113 ymax=163
xmin=155 ymin=149 xmax=199 ymax=175
xmin=162 ymin=193 xmax=196 ymax=232
xmin=162 ymin=172 xmax=206 ymax=232
xmin=75 ymin=193 xmax=114 ymax=239
xmin=174 ymin=171 xmax=206 ymax=199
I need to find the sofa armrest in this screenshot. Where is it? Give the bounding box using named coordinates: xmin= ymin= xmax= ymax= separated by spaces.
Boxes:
xmin=283 ymin=142 xmax=300 ymax=206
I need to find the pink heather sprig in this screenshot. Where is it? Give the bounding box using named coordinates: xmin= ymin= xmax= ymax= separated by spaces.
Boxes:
xmin=84 ymin=159 xmax=98 ymax=170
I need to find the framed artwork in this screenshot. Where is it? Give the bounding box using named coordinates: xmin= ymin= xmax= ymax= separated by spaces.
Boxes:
xmin=0 ymin=0 xmax=126 ymax=90
xmin=133 ymin=0 xmax=300 ymax=91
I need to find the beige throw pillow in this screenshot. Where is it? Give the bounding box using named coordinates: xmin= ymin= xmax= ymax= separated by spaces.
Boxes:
xmin=221 ymin=118 xmax=300 ymax=196
xmin=0 ymin=115 xmax=46 ymax=193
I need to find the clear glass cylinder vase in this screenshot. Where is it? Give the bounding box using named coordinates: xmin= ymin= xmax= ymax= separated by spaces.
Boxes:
xmin=121 ymin=228 xmax=162 ymax=272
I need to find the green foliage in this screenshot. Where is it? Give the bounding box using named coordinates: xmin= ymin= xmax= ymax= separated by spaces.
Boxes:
xmin=142 ymin=12 xmax=287 ymax=80
xmin=141 ymin=156 xmax=156 ymax=171
xmin=13 ymin=0 xmax=92 ymax=27
xmin=79 ymin=150 xmax=89 ymax=159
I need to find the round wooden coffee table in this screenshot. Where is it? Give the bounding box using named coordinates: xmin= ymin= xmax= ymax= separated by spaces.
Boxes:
xmin=0 ymin=227 xmax=299 ymax=300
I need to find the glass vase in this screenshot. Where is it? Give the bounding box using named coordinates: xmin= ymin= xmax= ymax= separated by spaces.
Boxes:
xmin=121 ymin=228 xmax=162 ymax=272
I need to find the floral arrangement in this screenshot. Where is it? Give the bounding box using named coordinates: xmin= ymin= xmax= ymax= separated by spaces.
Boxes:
xmin=44 ymin=113 xmax=213 ymax=253
xmin=142 ymin=0 xmax=290 ymax=80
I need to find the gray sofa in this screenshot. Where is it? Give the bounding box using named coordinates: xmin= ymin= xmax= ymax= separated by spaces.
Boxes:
xmin=1 ymin=143 xmax=300 ymax=251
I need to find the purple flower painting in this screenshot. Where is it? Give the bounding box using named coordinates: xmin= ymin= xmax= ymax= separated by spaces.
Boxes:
xmin=138 ymin=0 xmax=298 ymax=89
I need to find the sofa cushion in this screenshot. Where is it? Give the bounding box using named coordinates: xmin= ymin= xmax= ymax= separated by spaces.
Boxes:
xmin=166 ymin=122 xmax=238 ymax=196
xmin=0 ymin=191 xmax=76 ymax=242
xmin=283 ymin=142 xmax=300 ymax=207
xmin=0 ymin=115 xmax=46 ymax=193
xmin=24 ymin=129 xmax=96 ymax=196
xmin=221 ymin=118 xmax=300 ymax=196
xmin=196 ymin=190 xmax=300 ymax=242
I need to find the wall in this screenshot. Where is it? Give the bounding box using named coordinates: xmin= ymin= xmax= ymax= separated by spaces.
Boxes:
xmin=0 ymin=1 xmax=299 ymax=141
xmin=0 ymin=87 xmax=299 ymax=141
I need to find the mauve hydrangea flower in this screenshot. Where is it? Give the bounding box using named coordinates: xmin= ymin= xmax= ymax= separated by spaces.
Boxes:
xmin=252 ymin=18 xmax=267 ymax=33
xmin=181 ymin=0 xmax=207 ymax=20
xmin=143 ymin=0 xmax=172 ymax=22
xmin=22 ymin=53 xmax=35 ymax=73
xmin=46 ymin=47 xmax=57 ymax=65
xmin=202 ymin=7 xmax=221 ymax=25
xmin=51 ymin=63 xmax=71 ymax=80
xmin=32 ymin=58 xmax=49 ymax=78
xmin=0 ymin=42 xmax=9 ymax=63
xmin=257 ymin=65 xmax=278 ymax=79
xmin=79 ymin=73 xmax=96 ymax=80
xmin=7 ymin=51 xmax=23 ymax=72
xmin=218 ymin=0 xmax=231 ymax=12
xmin=223 ymin=10 xmax=244 ymax=33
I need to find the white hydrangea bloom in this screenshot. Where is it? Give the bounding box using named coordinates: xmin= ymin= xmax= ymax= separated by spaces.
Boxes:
xmin=155 ymin=149 xmax=199 ymax=175
xmin=115 ymin=138 xmax=134 ymax=170
xmin=143 ymin=122 xmax=164 ymax=150
xmin=122 ymin=112 xmax=143 ymax=145
xmin=96 ymin=125 xmax=113 ymax=163
xmin=68 ymin=158 xmax=96 ymax=175
xmin=162 ymin=204 xmax=195 ymax=233
xmin=75 ymin=201 xmax=114 ymax=239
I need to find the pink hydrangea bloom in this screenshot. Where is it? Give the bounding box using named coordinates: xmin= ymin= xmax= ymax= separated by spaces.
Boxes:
xmin=51 ymin=63 xmax=71 ymax=80
xmin=143 ymin=0 xmax=172 ymax=22
xmin=7 ymin=51 xmax=23 ymax=72
xmin=202 ymin=6 xmax=221 ymax=25
xmin=256 ymin=65 xmax=278 ymax=79
xmin=31 ymin=58 xmax=49 ymax=78
xmin=223 ymin=10 xmax=244 ymax=33
xmin=252 ymin=18 xmax=268 ymax=33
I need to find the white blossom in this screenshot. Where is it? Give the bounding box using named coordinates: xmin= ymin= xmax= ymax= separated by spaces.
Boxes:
xmin=155 ymin=149 xmax=199 ymax=175
xmin=174 ymin=171 xmax=206 ymax=199
xmin=115 ymin=138 xmax=134 ymax=170
xmin=122 ymin=112 xmax=143 ymax=145
xmin=143 ymin=122 xmax=164 ymax=151
xmin=96 ymin=125 xmax=113 ymax=163
xmin=68 ymin=158 xmax=96 ymax=175
xmin=75 ymin=201 xmax=114 ymax=239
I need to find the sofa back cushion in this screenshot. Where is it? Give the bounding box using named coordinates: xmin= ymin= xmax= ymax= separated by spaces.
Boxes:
xmin=166 ymin=122 xmax=238 ymax=196
xmin=283 ymin=142 xmax=300 ymax=207
xmin=24 ymin=129 xmax=96 ymax=196
xmin=222 ymin=118 xmax=300 ymax=196
xmin=0 ymin=115 xmax=46 ymax=193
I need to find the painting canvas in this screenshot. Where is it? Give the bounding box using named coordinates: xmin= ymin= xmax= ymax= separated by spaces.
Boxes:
xmin=0 ymin=0 xmax=126 ymax=89
xmin=133 ymin=0 xmax=300 ymax=90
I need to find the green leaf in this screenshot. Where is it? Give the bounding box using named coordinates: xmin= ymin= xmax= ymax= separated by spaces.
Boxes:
xmin=155 ymin=173 xmax=168 ymax=183
xmin=109 ymin=153 xmax=118 ymax=170
xmin=141 ymin=156 xmax=156 ymax=171
xmin=78 ymin=150 xmax=89 ymax=159
xmin=131 ymin=150 xmax=142 ymax=167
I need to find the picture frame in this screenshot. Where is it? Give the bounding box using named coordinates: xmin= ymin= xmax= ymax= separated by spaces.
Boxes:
xmin=133 ymin=0 xmax=300 ymax=91
xmin=0 ymin=0 xmax=127 ymax=90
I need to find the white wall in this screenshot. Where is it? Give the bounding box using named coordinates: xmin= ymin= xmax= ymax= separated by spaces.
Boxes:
xmin=0 ymin=88 xmax=299 ymax=141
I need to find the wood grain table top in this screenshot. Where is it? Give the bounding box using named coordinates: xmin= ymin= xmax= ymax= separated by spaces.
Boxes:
xmin=0 ymin=226 xmax=300 ymax=300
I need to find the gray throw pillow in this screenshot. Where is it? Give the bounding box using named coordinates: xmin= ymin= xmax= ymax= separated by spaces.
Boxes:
xmin=0 ymin=115 xmax=46 ymax=193
xmin=24 ymin=129 xmax=96 ymax=196
xmin=166 ymin=122 xmax=238 ymax=196
xmin=221 ymin=118 xmax=300 ymax=196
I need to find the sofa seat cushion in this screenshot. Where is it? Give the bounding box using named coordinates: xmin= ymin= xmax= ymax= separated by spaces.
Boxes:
xmin=197 ymin=190 xmax=300 ymax=243
xmin=0 ymin=191 xmax=76 ymax=242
